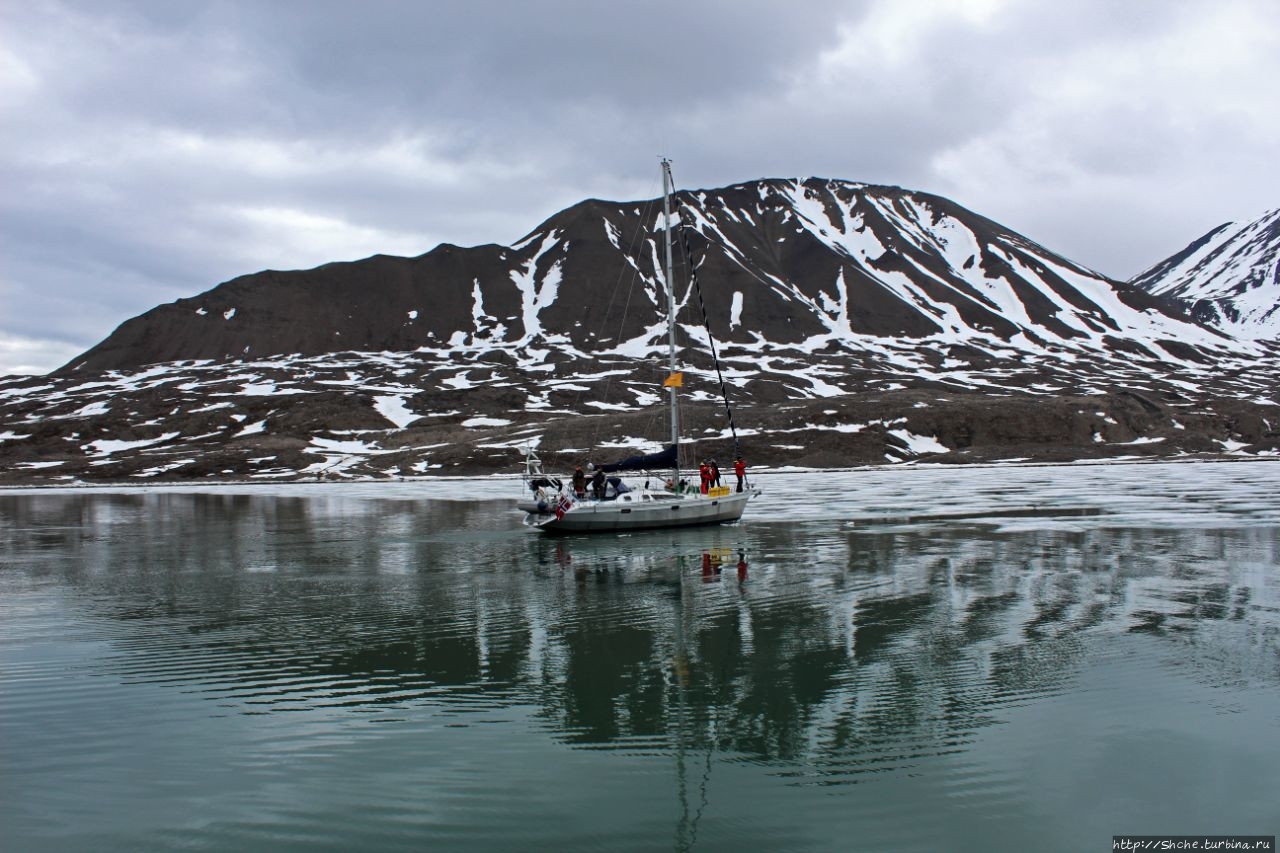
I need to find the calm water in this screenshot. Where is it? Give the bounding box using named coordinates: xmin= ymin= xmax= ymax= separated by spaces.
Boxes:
xmin=2 ymin=461 xmax=1278 ymax=852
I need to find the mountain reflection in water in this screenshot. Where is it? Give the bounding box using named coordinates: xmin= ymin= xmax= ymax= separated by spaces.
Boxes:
xmin=2 ymin=467 xmax=1278 ymax=852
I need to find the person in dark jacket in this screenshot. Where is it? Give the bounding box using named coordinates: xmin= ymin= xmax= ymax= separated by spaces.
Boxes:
xmin=572 ymin=465 xmax=587 ymax=497
xmin=590 ymin=468 xmax=606 ymax=500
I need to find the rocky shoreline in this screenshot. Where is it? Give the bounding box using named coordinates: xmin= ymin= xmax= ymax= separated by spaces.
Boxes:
xmin=3 ymin=378 xmax=1277 ymax=486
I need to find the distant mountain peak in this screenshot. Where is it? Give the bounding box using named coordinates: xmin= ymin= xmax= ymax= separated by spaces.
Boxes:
xmin=1131 ymin=208 xmax=1280 ymax=340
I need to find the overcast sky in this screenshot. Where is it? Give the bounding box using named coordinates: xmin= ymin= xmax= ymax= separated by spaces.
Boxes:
xmin=2 ymin=0 xmax=1277 ymax=375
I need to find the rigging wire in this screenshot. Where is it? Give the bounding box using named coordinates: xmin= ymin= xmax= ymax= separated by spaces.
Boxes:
xmin=546 ymin=164 xmax=740 ymax=477
xmin=550 ymin=187 xmax=661 ymax=471
xmin=588 ymin=191 xmax=670 ymax=465
xmin=666 ymin=167 xmax=743 ymax=463
xmin=600 ymin=194 xmax=669 ymax=450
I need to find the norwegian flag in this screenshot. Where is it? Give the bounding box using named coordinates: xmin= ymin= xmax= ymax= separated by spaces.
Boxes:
xmin=554 ymin=495 xmax=574 ymax=520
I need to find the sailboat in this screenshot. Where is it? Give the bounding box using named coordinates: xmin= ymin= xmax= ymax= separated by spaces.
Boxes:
xmin=519 ymin=159 xmax=758 ymax=533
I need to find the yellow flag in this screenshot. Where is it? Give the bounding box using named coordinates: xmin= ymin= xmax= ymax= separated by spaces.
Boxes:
xmin=663 ymin=372 xmax=684 ymax=388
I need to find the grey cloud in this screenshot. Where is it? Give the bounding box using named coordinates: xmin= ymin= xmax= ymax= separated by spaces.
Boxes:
xmin=2 ymin=0 xmax=1277 ymax=374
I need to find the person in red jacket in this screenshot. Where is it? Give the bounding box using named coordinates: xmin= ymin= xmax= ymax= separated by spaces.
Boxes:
xmin=699 ymin=460 xmax=711 ymax=494
xmin=734 ymin=456 xmax=746 ymax=492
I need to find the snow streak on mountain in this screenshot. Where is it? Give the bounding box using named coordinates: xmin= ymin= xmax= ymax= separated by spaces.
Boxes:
xmin=1132 ymin=208 xmax=1280 ymax=340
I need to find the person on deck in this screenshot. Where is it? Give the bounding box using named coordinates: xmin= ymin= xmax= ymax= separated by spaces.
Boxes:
xmin=710 ymin=459 xmax=721 ymax=488
xmin=734 ymin=456 xmax=747 ymax=492
xmin=590 ymin=468 xmax=606 ymax=500
xmin=572 ymin=465 xmax=587 ymax=498
xmin=699 ymin=461 xmax=711 ymax=494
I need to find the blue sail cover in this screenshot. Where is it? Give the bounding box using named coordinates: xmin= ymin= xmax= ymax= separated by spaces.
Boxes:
xmin=598 ymin=444 xmax=677 ymax=474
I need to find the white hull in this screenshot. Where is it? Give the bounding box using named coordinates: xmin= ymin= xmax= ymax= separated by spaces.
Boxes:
xmin=527 ymin=489 xmax=756 ymax=533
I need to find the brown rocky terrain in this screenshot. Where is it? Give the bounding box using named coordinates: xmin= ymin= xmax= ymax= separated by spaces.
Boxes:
xmin=2 ymin=342 xmax=1277 ymax=485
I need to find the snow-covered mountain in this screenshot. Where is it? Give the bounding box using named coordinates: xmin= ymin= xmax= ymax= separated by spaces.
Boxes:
xmin=1131 ymin=208 xmax=1280 ymax=340
xmin=71 ymin=178 xmax=1230 ymax=372
xmin=3 ymin=178 xmax=1279 ymax=484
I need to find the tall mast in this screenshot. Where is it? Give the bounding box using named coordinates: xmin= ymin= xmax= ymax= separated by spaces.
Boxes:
xmin=661 ymin=159 xmax=679 ymax=468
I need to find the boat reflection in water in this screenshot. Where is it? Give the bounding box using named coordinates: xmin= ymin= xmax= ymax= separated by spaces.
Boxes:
xmin=531 ymin=526 xmax=748 ymax=584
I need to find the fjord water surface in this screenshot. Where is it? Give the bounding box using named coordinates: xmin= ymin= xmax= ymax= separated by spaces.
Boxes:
xmin=2 ymin=461 xmax=1278 ymax=852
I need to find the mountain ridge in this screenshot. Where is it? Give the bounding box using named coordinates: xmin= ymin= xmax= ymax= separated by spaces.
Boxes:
xmin=64 ymin=177 xmax=1237 ymax=374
